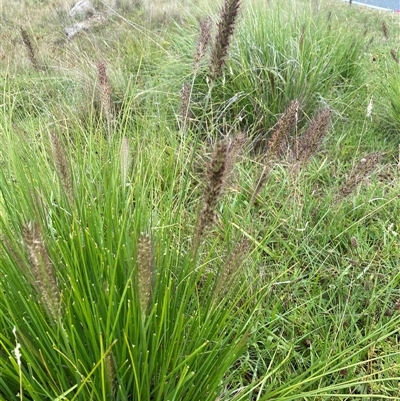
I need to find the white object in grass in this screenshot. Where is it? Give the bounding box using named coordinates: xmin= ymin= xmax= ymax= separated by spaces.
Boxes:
xmin=70 ymin=0 xmax=96 ymax=20
xmin=12 ymin=327 xmax=21 ymax=367
xmin=366 ymin=97 xmax=373 ymax=119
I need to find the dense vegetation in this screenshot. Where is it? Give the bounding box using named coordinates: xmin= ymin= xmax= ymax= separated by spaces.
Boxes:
xmin=0 ymin=0 xmax=399 ymax=399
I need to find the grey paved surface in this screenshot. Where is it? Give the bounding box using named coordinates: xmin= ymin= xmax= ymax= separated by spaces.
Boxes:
xmin=351 ymin=0 xmax=400 ymax=10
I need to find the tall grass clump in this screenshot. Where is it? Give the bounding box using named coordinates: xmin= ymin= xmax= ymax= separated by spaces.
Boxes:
xmin=175 ymin=0 xmax=362 ymax=142
xmin=382 ymin=51 xmax=400 ymax=132
xmin=224 ymin=0 xmax=361 ymax=135
xmin=1 ymin=74 xmax=398 ymax=399
xmin=1 ymin=0 xmax=400 ymax=399
xmin=0 ymin=89 xmax=263 ymax=400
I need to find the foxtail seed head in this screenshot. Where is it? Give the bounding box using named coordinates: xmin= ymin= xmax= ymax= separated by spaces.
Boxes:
xmin=137 ymin=233 xmax=153 ymax=314
xmin=23 ymin=222 xmax=60 ymax=320
xmin=209 ymin=0 xmax=241 ymax=80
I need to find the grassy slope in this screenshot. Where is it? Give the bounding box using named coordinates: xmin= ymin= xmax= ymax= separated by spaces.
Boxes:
xmin=0 ymin=0 xmax=400 ymax=400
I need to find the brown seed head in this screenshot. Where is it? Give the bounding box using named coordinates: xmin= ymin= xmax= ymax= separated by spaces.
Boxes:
xmin=192 ymin=140 xmax=230 ymax=254
xmin=336 ymin=152 xmax=381 ymax=202
xmin=23 ymin=222 xmax=60 ymax=320
xmin=97 ymin=61 xmax=113 ymax=132
xmin=105 ymin=352 xmax=116 ymax=396
xmin=209 ymin=0 xmax=241 ymax=80
xmin=225 ymin=132 xmax=245 ymax=177
xmin=50 ymin=133 xmax=73 ymax=203
xmin=194 ymin=17 xmax=212 ymax=73
xmin=251 ymin=100 xmax=300 ymax=202
xmin=394 ymin=298 xmax=400 ymax=310
xmin=382 ymin=21 xmax=388 ymax=40
xmin=390 ymin=49 xmax=399 ymax=64
xmin=20 ymin=27 xmax=40 ymax=70
xmin=213 ymin=239 xmax=249 ymax=301
xmin=137 ymin=233 xmax=153 ymax=314
xmin=180 ymin=81 xmax=192 ymax=131
xmin=268 ymin=100 xmax=300 ymax=159
xmin=294 ymin=108 xmax=332 ymax=170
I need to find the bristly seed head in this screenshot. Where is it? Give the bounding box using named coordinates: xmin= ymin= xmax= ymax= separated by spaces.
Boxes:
xmin=192 ymin=140 xmax=229 ymax=255
xmin=20 ymin=27 xmax=40 ymax=70
xmin=105 ymin=352 xmax=116 ymax=396
xmin=137 ymin=233 xmax=153 ymax=315
xmin=335 ymin=152 xmax=382 ymax=203
xmin=209 ymin=0 xmax=241 ymax=80
xmin=268 ymin=100 xmax=300 ymax=159
xmin=213 ymin=238 xmax=249 ymax=302
xmin=293 ymin=108 xmax=332 ymax=171
xmin=350 ymin=236 xmax=358 ymax=248
xmin=23 ymin=222 xmax=60 ymax=320
xmin=390 ymin=49 xmax=399 ymax=64
xmin=382 ymin=21 xmax=388 ymax=40
xmin=180 ymin=81 xmax=192 ymax=132
xmin=252 ymin=100 xmax=300 ymax=203
xmin=50 ymin=133 xmax=73 ymax=203
xmin=97 ymin=61 xmax=113 ymax=134
xmin=194 ymin=17 xmax=212 ymax=74
xmin=192 ymin=135 xmax=244 ymax=255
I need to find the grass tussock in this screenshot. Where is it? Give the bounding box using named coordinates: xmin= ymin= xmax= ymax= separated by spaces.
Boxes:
xmin=0 ymin=0 xmax=400 ymax=400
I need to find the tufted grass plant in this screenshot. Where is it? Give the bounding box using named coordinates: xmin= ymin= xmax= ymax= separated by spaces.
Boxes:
xmin=0 ymin=97 xmax=263 ymax=400
xmin=1 ymin=0 xmax=400 ymax=400
xmin=168 ymin=0 xmax=363 ymax=143
xmin=1 ymin=79 xmax=400 ymax=400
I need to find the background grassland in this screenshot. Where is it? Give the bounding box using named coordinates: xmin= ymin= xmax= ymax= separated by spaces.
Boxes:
xmin=0 ymin=0 xmax=400 ymax=400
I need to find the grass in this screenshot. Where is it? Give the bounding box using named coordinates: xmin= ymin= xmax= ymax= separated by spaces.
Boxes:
xmin=0 ymin=0 xmax=400 ymax=399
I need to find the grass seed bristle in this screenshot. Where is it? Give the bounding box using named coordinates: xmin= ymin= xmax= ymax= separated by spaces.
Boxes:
xmin=50 ymin=133 xmax=73 ymax=203
xmin=209 ymin=0 xmax=241 ymax=80
xmin=180 ymin=81 xmax=192 ymax=131
xmin=213 ymin=239 xmax=249 ymax=302
xmin=252 ymin=100 xmax=300 ymax=202
xmin=23 ymin=222 xmax=60 ymax=320
xmin=137 ymin=233 xmax=153 ymax=314
xmin=335 ymin=152 xmax=381 ymax=202
xmin=192 ymin=140 xmax=230 ymax=255
xmin=194 ymin=17 xmax=212 ymax=74
xmin=293 ymin=108 xmax=332 ymax=171
xmin=20 ymin=27 xmax=40 ymax=70
xmin=97 ymin=61 xmax=113 ymax=134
